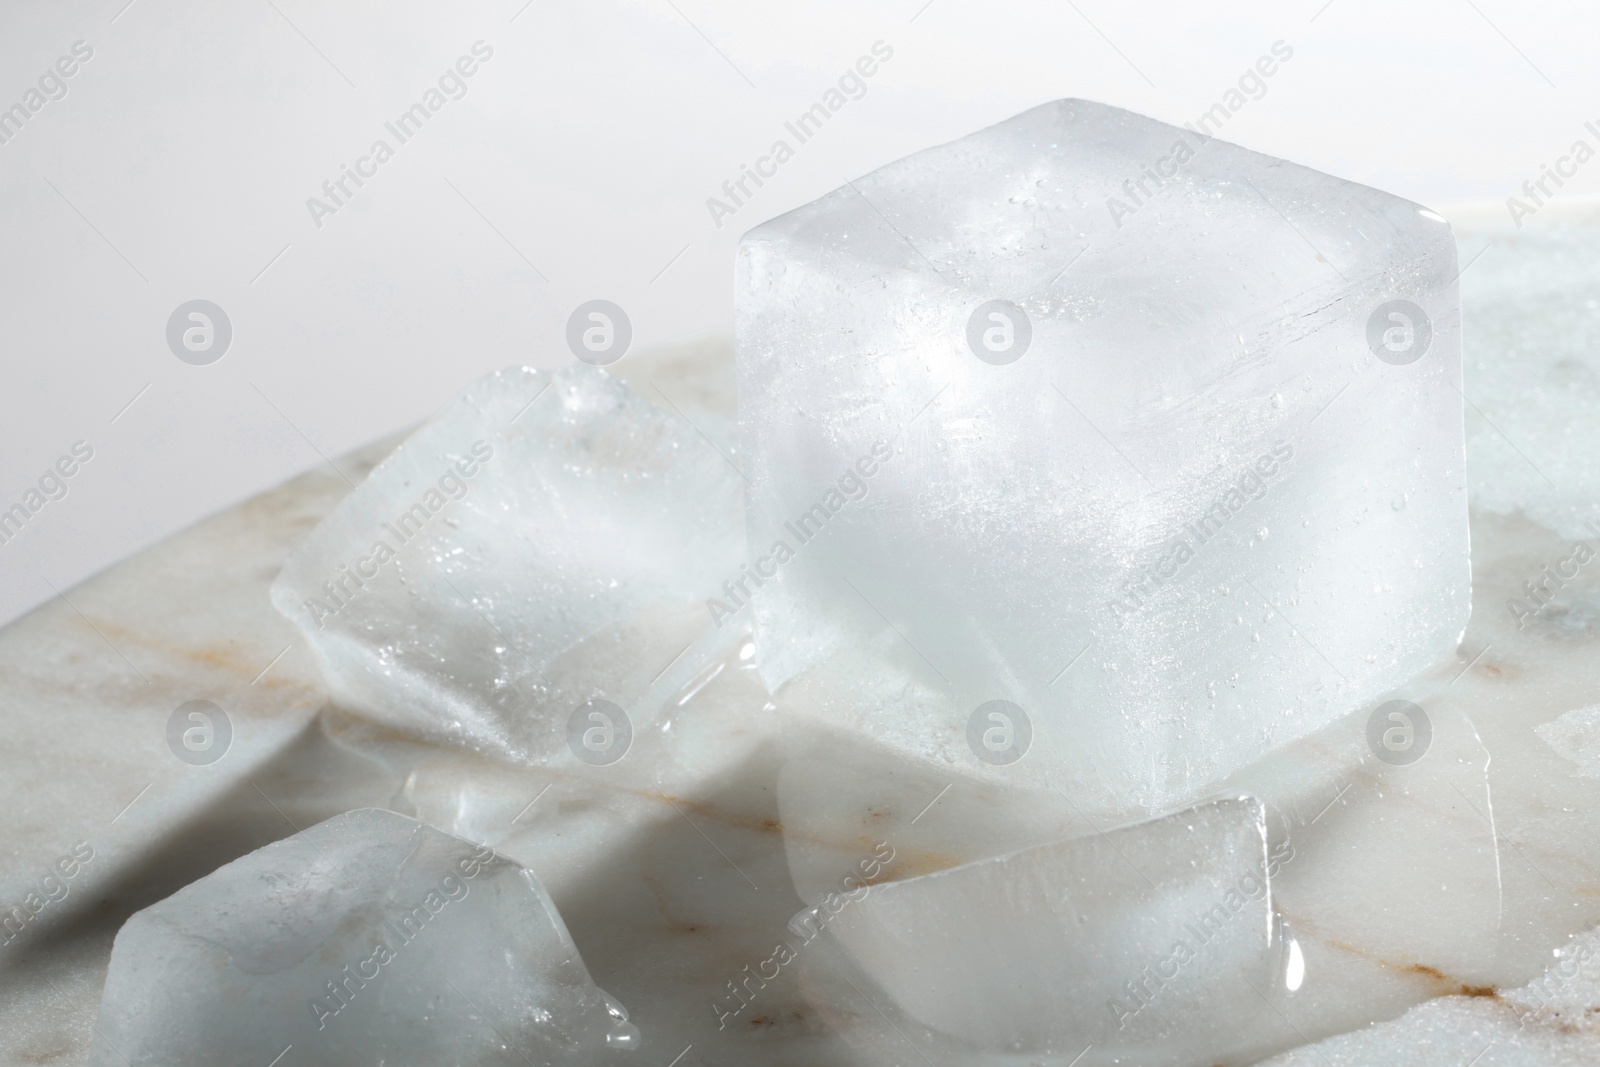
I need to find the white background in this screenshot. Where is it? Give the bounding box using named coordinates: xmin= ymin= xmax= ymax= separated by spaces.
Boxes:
xmin=1 ymin=0 xmax=1596 ymax=628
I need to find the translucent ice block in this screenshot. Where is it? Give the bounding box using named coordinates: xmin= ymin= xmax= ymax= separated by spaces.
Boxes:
xmin=737 ymin=98 xmax=1469 ymax=812
xmin=87 ymin=809 xmax=637 ymax=1066
xmin=271 ymin=365 xmax=745 ymax=763
xmin=793 ymin=795 xmax=1285 ymax=1062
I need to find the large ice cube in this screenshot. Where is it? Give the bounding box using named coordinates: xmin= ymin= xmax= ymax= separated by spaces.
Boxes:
xmin=88 ymin=808 xmax=636 ymax=1066
xmin=737 ymin=98 xmax=1469 ymax=813
xmin=271 ymin=365 xmax=745 ymax=763
xmin=792 ymin=795 xmax=1284 ymax=1063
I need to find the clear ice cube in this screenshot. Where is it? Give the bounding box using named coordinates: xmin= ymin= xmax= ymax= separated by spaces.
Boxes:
xmin=792 ymin=795 xmax=1284 ymax=1062
xmin=88 ymin=808 xmax=636 ymax=1066
xmin=271 ymin=365 xmax=745 ymax=763
xmin=736 ymin=98 xmax=1469 ymax=813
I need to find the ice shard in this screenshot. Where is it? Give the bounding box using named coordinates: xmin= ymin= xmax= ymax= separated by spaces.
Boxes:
xmin=791 ymin=795 xmax=1285 ymax=1063
xmin=736 ymin=98 xmax=1469 ymax=813
xmin=87 ymin=808 xmax=637 ymax=1066
xmin=271 ymin=365 xmax=745 ymax=763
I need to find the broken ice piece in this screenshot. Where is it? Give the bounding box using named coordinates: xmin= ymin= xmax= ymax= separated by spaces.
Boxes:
xmin=737 ymin=98 xmax=1468 ymax=813
xmin=271 ymin=365 xmax=745 ymax=764
xmin=88 ymin=808 xmax=636 ymax=1066
xmin=796 ymin=795 xmax=1285 ymax=1062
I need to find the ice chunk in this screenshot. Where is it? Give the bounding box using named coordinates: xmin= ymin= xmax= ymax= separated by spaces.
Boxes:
xmin=737 ymin=99 xmax=1468 ymax=813
xmin=271 ymin=365 xmax=745 ymax=763
xmin=88 ymin=808 xmax=636 ymax=1066
xmin=1257 ymin=925 xmax=1600 ymax=1066
xmin=792 ymin=795 xmax=1285 ymax=1062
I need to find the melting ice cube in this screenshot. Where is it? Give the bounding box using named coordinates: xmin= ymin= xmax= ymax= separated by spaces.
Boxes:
xmin=88 ymin=808 xmax=636 ymax=1066
xmin=271 ymin=365 xmax=745 ymax=763
xmin=793 ymin=795 xmax=1283 ymax=1062
xmin=737 ymin=98 xmax=1469 ymax=813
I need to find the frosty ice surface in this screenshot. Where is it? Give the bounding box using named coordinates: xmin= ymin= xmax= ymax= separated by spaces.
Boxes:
xmin=272 ymin=365 xmax=745 ymax=764
xmin=737 ymin=98 xmax=1469 ymax=814
xmin=88 ymin=809 xmax=636 ymax=1066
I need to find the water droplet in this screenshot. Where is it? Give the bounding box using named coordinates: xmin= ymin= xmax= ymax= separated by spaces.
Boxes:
xmin=1284 ymin=932 xmax=1306 ymax=992
xmin=606 ymin=1022 xmax=641 ymax=1049
xmin=1256 ymin=527 xmax=1269 ymax=540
